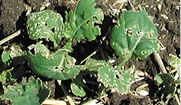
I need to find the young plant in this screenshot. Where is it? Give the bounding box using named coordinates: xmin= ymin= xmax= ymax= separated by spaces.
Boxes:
xmin=26 ymin=5 xmax=161 ymax=98
xmin=26 ymin=0 xmax=104 ymax=81
xmin=0 ymin=0 xmax=163 ymax=104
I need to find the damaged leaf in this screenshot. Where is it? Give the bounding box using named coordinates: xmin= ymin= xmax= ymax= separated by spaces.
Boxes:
xmin=27 ymin=43 xmax=81 ymax=80
xmin=110 ymin=9 xmax=160 ymax=67
xmin=27 ymin=10 xmax=63 ymax=47
xmin=97 ymin=63 xmax=135 ymax=94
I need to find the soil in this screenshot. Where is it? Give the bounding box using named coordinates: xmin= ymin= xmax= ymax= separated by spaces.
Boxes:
xmin=0 ymin=0 xmax=180 ymax=105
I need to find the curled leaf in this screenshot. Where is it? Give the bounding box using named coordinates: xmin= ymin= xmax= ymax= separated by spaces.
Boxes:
xmin=71 ymin=73 xmax=86 ymax=97
xmin=27 ymin=43 xmax=81 ymax=80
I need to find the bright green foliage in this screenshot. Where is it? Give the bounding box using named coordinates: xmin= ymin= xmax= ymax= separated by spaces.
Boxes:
xmin=71 ymin=73 xmax=86 ymax=97
xmin=27 ymin=10 xmax=63 ymax=47
xmin=0 ymin=77 xmax=50 ymax=105
xmin=62 ymin=0 xmax=104 ymax=41
xmin=27 ymin=43 xmax=81 ymax=80
xmin=97 ymin=63 xmax=135 ymax=93
xmin=154 ymin=74 xmax=176 ymax=100
xmin=1 ymin=50 xmax=11 ymax=65
xmin=110 ymin=9 xmax=160 ymax=66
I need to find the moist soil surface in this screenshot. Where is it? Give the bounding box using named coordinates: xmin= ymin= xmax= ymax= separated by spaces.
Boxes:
xmin=0 ymin=0 xmax=180 ymax=105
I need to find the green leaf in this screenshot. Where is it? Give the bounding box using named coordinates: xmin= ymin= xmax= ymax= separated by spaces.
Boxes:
xmin=154 ymin=74 xmax=176 ymax=100
xmin=84 ymin=59 xmax=135 ymax=94
xmin=0 ymin=77 xmax=50 ymax=105
xmin=27 ymin=43 xmax=81 ymax=80
xmin=1 ymin=50 xmax=11 ymax=65
xmin=97 ymin=62 xmax=135 ymax=94
xmin=62 ymin=0 xmax=104 ymax=41
xmin=27 ymin=10 xmax=63 ymax=47
xmin=71 ymin=73 xmax=86 ymax=97
xmin=110 ymin=9 xmax=160 ymax=67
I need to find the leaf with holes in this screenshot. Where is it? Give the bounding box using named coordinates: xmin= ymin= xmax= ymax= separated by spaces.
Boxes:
xmin=110 ymin=9 xmax=160 ymax=67
xmin=62 ymin=0 xmax=104 ymax=41
xmin=0 ymin=77 xmax=50 ymax=105
xmin=27 ymin=43 xmax=81 ymax=80
xmin=97 ymin=63 xmax=135 ymax=93
xmin=27 ymin=10 xmax=63 ymax=47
